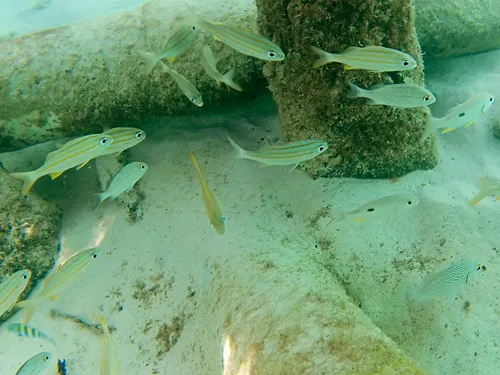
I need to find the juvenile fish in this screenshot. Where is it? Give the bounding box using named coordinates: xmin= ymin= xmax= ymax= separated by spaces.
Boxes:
xmin=16 ymin=248 xmax=101 ymax=324
xmin=227 ymin=137 xmax=328 ymax=170
xmin=8 ymin=323 xmax=57 ymax=346
xmin=10 ymin=134 xmax=114 ymax=195
xmin=15 ymin=352 xmax=51 ymax=375
xmin=407 ymin=260 xmax=486 ymax=303
xmin=0 ymin=270 xmax=31 ymax=319
xmin=420 ymin=93 xmax=495 ymax=142
xmin=141 ymin=24 xmax=198 ymax=75
xmin=189 ymin=152 xmax=225 ymax=235
xmin=331 ymin=194 xmax=419 ymax=223
xmin=347 ymin=83 xmax=436 ymax=108
xmin=95 ymin=315 xmax=120 ymax=375
xmin=200 ymin=45 xmax=242 ymax=91
xmin=469 ymin=178 xmax=500 ymax=206
xmin=310 ymin=45 xmax=417 ymax=71
xmin=185 ymin=10 xmax=284 ymax=61
xmin=101 ymin=127 xmax=146 ymax=157
xmin=98 ymin=162 xmax=148 ymax=204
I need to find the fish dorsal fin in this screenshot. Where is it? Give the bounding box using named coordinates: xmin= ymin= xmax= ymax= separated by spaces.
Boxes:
xmin=344 ymin=46 xmax=359 ymax=53
xmin=50 ymin=171 xmax=64 ymax=180
xmin=344 ymin=65 xmax=356 ymax=70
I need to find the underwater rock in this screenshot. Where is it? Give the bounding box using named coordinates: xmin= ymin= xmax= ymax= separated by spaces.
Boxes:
xmin=414 ymin=0 xmax=500 ymax=57
xmin=0 ymin=0 xmax=265 ymax=151
xmin=0 ymin=168 xmax=61 ymax=323
xmin=491 ymin=118 xmax=500 ymax=140
xmin=255 ymin=0 xmax=437 ymax=178
xmin=203 ymin=247 xmax=427 ymax=374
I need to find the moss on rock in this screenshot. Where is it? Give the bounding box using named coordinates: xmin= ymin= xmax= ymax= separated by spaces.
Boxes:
xmin=255 ymin=0 xmax=437 ymax=179
xmin=0 ymin=168 xmax=61 ymax=323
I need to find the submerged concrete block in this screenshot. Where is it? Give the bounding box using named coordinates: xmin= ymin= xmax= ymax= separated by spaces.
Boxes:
xmin=255 ymin=0 xmax=438 ymax=179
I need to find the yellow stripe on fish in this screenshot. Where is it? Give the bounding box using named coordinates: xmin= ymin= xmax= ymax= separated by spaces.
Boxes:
xmin=189 ymin=152 xmax=226 ymax=235
xmin=10 ymin=133 xmax=114 ymax=195
xmin=101 ymin=127 xmax=146 ymax=156
xmin=227 ymin=137 xmax=328 ymax=170
xmin=157 ymin=60 xmax=203 ymax=106
xmin=15 ymin=352 xmax=52 ymax=375
xmin=16 ymin=248 xmax=101 ymax=324
xmin=0 ymin=270 xmax=31 ymax=319
xmin=7 ymin=322 xmax=57 ymax=346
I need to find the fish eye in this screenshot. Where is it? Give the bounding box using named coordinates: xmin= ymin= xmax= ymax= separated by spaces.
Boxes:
xmin=140 ymin=164 xmax=146 ymax=170
xmin=191 ymin=98 xmax=196 ymax=102
xmin=100 ymin=137 xmax=108 ymax=145
xmin=423 ymin=95 xmax=430 ymax=101
xmin=367 ymin=208 xmax=375 ymax=212
xmin=319 ymin=146 xmax=324 ymax=152
xmin=477 ymin=264 xmax=486 ymax=271
xmin=192 ymin=26 xmax=196 ymax=30
xmin=92 ymin=252 xmax=98 ymax=259
xmin=402 ymin=60 xmax=410 ymax=66
xmin=22 ymin=273 xmax=28 ymax=279
xmin=221 ymin=215 xmax=226 ymax=223
xmin=267 ymin=51 xmax=277 ymax=59
xmin=490 ymin=97 xmax=494 ymax=102
xmin=43 ymin=354 xmax=50 ymax=361
xmin=407 ymin=200 xmax=413 ymax=205
xmin=135 ymin=131 xmax=143 ymax=139
xmin=458 ymin=112 xmax=465 ymax=117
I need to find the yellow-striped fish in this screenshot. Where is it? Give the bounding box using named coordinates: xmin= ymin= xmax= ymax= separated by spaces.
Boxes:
xmin=140 ymin=24 xmax=198 ymax=75
xmin=227 ymin=136 xmax=328 ymax=170
xmin=8 ymin=323 xmax=57 ymax=346
xmin=15 ymin=352 xmax=52 ymax=375
xmin=94 ymin=315 xmax=120 ymax=375
xmin=0 ymin=270 xmax=31 ymax=319
xmin=186 ymin=10 xmax=284 ymax=61
xmin=16 ymin=248 xmax=101 ymax=324
xmin=311 ymin=45 xmax=417 ymax=71
xmin=101 ymin=127 xmax=146 ymax=157
xmin=200 ymin=45 xmax=242 ymax=91
xmin=10 ymin=134 xmax=114 ymax=195
xmin=158 ymin=60 xmax=203 ymax=106
xmin=469 ymin=178 xmax=500 ymax=206
xmin=189 ymin=152 xmax=225 ymax=235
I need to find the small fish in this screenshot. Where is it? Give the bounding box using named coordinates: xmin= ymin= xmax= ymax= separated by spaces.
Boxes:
xmin=10 ymin=134 xmax=114 ymax=195
xmin=101 ymin=127 xmax=146 ymax=157
xmin=227 ymin=137 xmax=328 ymax=170
xmin=15 ymin=352 xmax=51 ymax=375
xmin=347 ymin=83 xmax=436 ymax=108
xmin=310 ymin=45 xmax=417 ymax=71
xmin=98 ymin=162 xmax=148 ymax=204
xmin=16 ymin=248 xmax=101 ymax=324
xmin=420 ymin=93 xmax=495 ymax=142
xmin=200 ymin=45 xmax=242 ymax=91
xmin=189 ymin=152 xmax=225 ymax=235
xmin=331 ymin=194 xmax=419 ymax=223
xmin=0 ymin=270 xmax=31 ymax=319
xmin=185 ymin=8 xmax=284 ymax=61
xmin=469 ymin=178 xmax=500 ymax=206
xmin=7 ymin=323 xmax=57 ymax=346
xmin=406 ymin=260 xmax=486 ymax=303
xmin=94 ymin=315 xmax=120 ymax=375
xmin=140 ymin=24 xmax=198 ymax=75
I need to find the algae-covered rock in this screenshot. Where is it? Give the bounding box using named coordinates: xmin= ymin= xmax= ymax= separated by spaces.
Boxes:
xmin=0 ymin=168 xmax=61 ymax=323
xmin=255 ymin=0 xmax=437 ymax=179
xmin=414 ymin=0 xmax=500 ymax=57
xmin=491 ymin=118 xmax=500 ymax=140
xmin=0 ymin=0 xmax=265 ymax=151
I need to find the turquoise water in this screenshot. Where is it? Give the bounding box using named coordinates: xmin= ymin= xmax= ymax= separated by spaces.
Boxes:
xmin=1 ymin=1 xmax=499 ymax=375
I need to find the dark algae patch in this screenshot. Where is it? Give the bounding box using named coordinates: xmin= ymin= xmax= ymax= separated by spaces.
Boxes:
xmin=155 ymin=314 xmax=186 ymax=359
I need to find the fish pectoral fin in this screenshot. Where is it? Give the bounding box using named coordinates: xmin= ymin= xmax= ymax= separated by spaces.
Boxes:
xmin=289 ymin=163 xmax=299 ymax=171
xmin=49 ymin=294 xmax=60 ymax=302
xmin=354 ymin=217 xmax=366 ymax=223
xmin=76 ymin=160 xmax=90 ymax=170
xmin=465 ymin=121 xmax=475 ymax=128
xmin=50 ymin=171 xmax=64 ymax=180
xmin=441 ymin=128 xmax=455 ymax=133
xmin=167 ymin=56 xmax=176 ymax=63
xmin=343 ymin=64 xmax=356 ymax=70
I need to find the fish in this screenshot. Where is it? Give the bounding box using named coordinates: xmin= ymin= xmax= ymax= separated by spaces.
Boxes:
xmin=406 ymin=259 xmax=486 ymax=303
xmin=310 ymin=45 xmax=417 ymax=71
xmin=140 ymin=24 xmax=198 ymax=75
xmin=98 ymin=162 xmax=148 ymax=204
xmin=469 ymin=178 xmax=500 ymax=206
xmin=7 ymin=323 xmax=57 ymax=346
xmin=227 ymin=136 xmax=328 ymax=170
xmin=94 ymin=315 xmax=120 ymax=375
xmin=200 ymin=45 xmax=243 ymax=91
xmin=10 ymin=134 xmax=114 ymax=195
xmin=15 ymin=352 xmax=52 ymax=375
xmin=347 ymin=83 xmax=436 ymax=108
xmin=184 ymin=8 xmax=284 ymax=61
xmin=330 ymin=194 xmax=420 ymax=223
xmin=188 ymin=152 xmax=225 ymax=235
xmin=16 ymin=248 xmax=101 ymax=324
xmin=0 ymin=270 xmax=31 ymax=319
xmin=101 ymin=127 xmax=146 ymax=157
xmin=420 ymin=93 xmax=495 ymax=142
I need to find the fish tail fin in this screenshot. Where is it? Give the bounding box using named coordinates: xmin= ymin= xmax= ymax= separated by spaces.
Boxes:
xmin=97 ymin=192 xmax=109 ymax=205
xmin=137 ymin=49 xmax=160 ymax=75
xmin=420 ymin=116 xmax=440 ymax=143
xmin=9 ymin=171 xmax=38 ymax=196
xmin=222 ymin=68 xmax=243 ymax=92
xmin=327 ymin=211 xmax=347 ymax=225
xmin=310 ymin=46 xmax=336 ymax=68
xmin=15 ymin=298 xmax=43 ymax=324
xmin=346 ymin=82 xmax=364 ymax=99
xmin=226 ymin=136 xmax=247 ymax=159
xmin=469 ymin=178 xmax=493 ymax=206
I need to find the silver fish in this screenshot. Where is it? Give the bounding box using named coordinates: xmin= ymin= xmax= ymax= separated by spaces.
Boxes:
xmin=98 ymin=162 xmax=148 ymax=204
xmin=15 ymin=352 xmax=51 ymax=375
xmin=348 ymin=83 xmax=436 ymax=108
xmin=200 ymin=45 xmax=242 ymax=91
